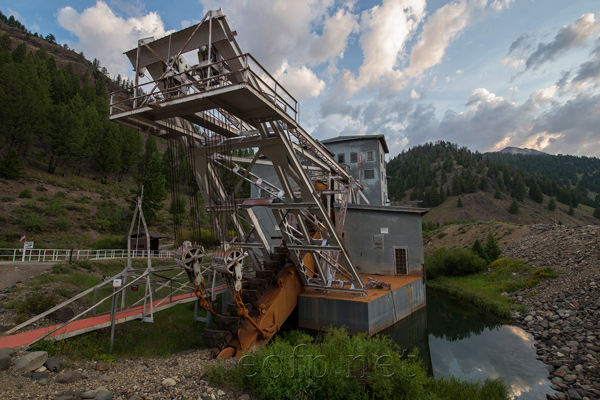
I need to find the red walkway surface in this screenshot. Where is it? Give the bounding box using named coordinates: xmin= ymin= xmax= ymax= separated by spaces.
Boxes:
xmin=0 ymin=292 xmax=200 ymax=348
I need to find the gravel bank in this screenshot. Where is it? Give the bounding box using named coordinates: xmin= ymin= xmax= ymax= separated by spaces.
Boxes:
xmin=505 ymin=224 xmax=600 ymax=400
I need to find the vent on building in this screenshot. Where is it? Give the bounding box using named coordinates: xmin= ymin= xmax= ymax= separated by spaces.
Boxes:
xmin=350 ymin=152 xmax=358 ymax=163
xmin=373 ymin=234 xmax=384 ymax=249
xmin=367 ymin=151 xmax=374 ymax=161
xmin=338 ymin=153 xmax=345 ymax=163
xmin=364 ymin=169 xmax=375 ymax=179
xmin=394 ymin=247 xmax=408 ymax=274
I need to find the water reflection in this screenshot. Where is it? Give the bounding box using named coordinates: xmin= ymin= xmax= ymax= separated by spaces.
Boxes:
xmin=381 ymin=290 xmax=554 ymax=399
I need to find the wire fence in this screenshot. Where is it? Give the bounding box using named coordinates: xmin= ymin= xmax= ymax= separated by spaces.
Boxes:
xmin=0 ymin=248 xmax=174 ymax=263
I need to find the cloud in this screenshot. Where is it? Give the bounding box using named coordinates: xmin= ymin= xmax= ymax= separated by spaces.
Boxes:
xmin=199 ymin=0 xmax=356 ymax=72
xmin=57 ymin=1 xmax=173 ymax=78
xmin=531 ymin=93 xmax=600 ymax=155
xmin=350 ymin=0 xmax=426 ymax=93
xmin=524 ymin=13 xmax=600 ymax=71
xmin=309 ymin=7 xmax=359 ymax=63
xmin=275 ymin=62 xmax=326 ymax=99
xmin=489 ymin=0 xmax=514 ymax=11
xmin=572 ymin=39 xmax=600 ymax=85
xmin=407 ymin=0 xmax=486 ymax=78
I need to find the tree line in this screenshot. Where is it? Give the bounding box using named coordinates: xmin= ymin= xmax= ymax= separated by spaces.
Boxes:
xmin=387 ymin=141 xmax=600 ymax=217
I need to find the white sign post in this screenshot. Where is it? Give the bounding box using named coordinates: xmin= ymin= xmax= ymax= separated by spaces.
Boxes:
xmin=22 ymin=241 xmax=34 ymax=262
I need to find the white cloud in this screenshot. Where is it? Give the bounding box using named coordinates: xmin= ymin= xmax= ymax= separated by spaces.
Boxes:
xmin=489 ymin=0 xmax=513 ymax=11
xmin=530 ymin=86 xmax=558 ymax=108
xmin=524 ymin=12 xmax=600 ymax=70
xmin=57 ymin=1 xmax=173 ymax=78
xmin=199 ymin=0 xmax=356 ymax=72
xmin=407 ymin=0 xmax=486 ymax=78
xmin=351 ymin=0 xmax=427 ymax=93
xmin=309 ymin=7 xmax=359 ymax=63
xmin=520 ymin=132 xmax=562 ymax=151
xmin=275 ymin=62 xmax=326 ymax=99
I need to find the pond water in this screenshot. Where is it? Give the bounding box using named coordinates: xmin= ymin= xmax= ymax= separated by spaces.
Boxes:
xmin=381 ymin=290 xmax=555 ymax=399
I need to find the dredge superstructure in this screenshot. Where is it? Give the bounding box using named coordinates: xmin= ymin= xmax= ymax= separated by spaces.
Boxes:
xmin=109 ymin=9 xmax=426 ymax=356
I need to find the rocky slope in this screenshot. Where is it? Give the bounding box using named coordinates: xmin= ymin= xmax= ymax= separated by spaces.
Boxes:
xmin=504 ymin=224 xmax=600 ymax=400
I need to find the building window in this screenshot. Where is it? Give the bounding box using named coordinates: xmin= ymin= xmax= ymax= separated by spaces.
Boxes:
xmin=338 ymin=153 xmax=345 ymax=163
xmin=394 ymin=247 xmax=408 ymax=274
xmin=367 ymin=151 xmax=374 ymax=161
xmin=350 ymin=152 xmax=358 ymax=163
xmin=373 ymin=234 xmax=384 ymax=249
xmin=381 ymin=154 xmax=384 ymax=163
xmin=364 ymin=169 xmax=375 ymax=179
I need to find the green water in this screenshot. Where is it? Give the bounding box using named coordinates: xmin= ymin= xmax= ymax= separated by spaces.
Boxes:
xmin=381 ymin=290 xmax=555 ymax=399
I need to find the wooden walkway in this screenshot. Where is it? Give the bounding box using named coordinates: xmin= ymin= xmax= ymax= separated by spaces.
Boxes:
xmin=0 ymin=292 xmax=199 ymax=348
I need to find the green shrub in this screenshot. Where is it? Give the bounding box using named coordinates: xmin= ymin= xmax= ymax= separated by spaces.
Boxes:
xmin=44 ymin=197 xmax=66 ymax=216
xmin=17 ymin=292 xmax=58 ymax=315
xmin=219 ymin=327 xmax=429 ymax=400
xmin=1 ymin=196 xmax=11 ymax=202
xmin=20 ymin=214 xmax=46 ymax=232
xmin=37 ymin=196 xmax=49 ymax=202
xmin=426 ymin=248 xmax=487 ymax=280
xmin=54 ymin=191 xmax=67 ymax=199
xmin=74 ymin=260 xmax=93 ymax=271
xmin=207 ymin=327 xmax=509 ymax=399
xmin=92 ymin=235 xmax=127 ymax=250
xmin=52 ymin=264 xmax=70 ymax=274
xmin=22 ymin=200 xmax=44 ymax=212
xmin=35 ymin=185 xmax=47 ymax=192
xmin=54 ymin=217 xmax=70 ymax=231
xmin=19 ymin=188 xmax=33 ymax=198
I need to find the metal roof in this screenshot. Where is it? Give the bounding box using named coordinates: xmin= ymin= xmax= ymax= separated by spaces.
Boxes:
xmin=130 ymin=231 xmax=166 ymax=239
xmin=320 ymin=135 xmax=389 ymax=154
xmin=335 ymin=203 xmax=429 ymax=215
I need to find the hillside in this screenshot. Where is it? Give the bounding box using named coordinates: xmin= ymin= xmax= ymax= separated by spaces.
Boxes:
xmin=0 ymin=12 xmax=599 ymax=253
xmin=0 ymin=14 xmax=207 ymax=249
xmin=387 ymin=142 xmax=600 ymax=227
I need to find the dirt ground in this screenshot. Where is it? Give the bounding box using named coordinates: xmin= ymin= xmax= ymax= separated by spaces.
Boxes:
xmin=0 ymin=262 xmax=54 ymax=291
xmin=424 ymin=221 xmax=531 ymax=255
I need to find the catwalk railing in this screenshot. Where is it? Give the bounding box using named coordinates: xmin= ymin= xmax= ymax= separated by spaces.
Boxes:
xmin=0 ymin=248 xmax=174 ymax=263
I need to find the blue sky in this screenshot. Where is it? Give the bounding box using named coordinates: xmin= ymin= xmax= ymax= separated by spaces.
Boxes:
xmin=3 ymin=0 xmax=600 ymax=158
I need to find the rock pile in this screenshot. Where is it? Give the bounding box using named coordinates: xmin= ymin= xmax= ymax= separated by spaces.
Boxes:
xmin=0 ymin=348 xmax=249 ymax=399
xmin=504 ymin=224 xmax=600 ymax=400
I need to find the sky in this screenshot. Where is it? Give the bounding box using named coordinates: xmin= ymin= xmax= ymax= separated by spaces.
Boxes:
xmin=3 ymin=0 xmax=600 ymax=158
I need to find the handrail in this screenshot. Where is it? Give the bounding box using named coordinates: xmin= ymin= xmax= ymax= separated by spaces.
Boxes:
xmin=109 ymin=53 xmax=298 ymax=122
xmin=0 ymin=248 xmax=174 ymax=263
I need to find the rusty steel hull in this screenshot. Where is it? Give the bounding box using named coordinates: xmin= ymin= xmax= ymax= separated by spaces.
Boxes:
xmin=298 ymin=275 xmax=426 ymax=336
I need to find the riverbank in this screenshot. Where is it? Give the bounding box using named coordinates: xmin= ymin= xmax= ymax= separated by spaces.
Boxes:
xmin=504 ymin=225 xmax=600 ymax=400
xmin=430 ymin=224 xmax=600 ymax=400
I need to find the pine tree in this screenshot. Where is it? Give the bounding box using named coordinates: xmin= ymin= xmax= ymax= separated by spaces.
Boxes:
xmin=511 ymin=174 xmax=526 ymax=202
xmin=547 ymin=197 xmax=556 ymax=211
xmin=471 ymin=239 xmax=489 ymax=264
xmin=568 ymin=204 xmax=574 ymax=215
xmin=493 ymin=183 xmax=502 ymax=199
xmin=529 ymin=183 xmax=544 ymax=203
xmin=485 ymin=232 xmax=501 ymax=261
xmin=141 ymin=150 xmax=168 ymax=224
xmin=593 ymin=205 xmax=600 ymax=219
xmin=479 ymin=175 xmax=488 ymax=191
xmin=508 ymin=199 xmax=519 ymax=214
xmin=457 ymin=197 xmax=463 ymax=207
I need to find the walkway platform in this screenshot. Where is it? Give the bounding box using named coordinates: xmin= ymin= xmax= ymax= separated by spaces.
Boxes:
xmin=298 ymin=274 xmax=426 ymax=335
xmin=0 ymin=291 xmax=202 ymax=348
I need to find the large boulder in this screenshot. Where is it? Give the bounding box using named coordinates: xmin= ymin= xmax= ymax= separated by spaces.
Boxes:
xmin=13 ymin=351 xmax=48 ymax=374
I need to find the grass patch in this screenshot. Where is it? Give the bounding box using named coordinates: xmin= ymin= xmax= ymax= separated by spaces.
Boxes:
xmin=34 ymin=303 xmax=206 ymax=359
xmin=205 ymin=327 xmax=509 ymax=400
xmin=427 ymin=277 xmax=513 ymax=320
xmin=427 ymin=258 xmax=558 ymax=319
